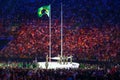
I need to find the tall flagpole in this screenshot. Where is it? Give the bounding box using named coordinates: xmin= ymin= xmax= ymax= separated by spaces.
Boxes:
xmin=49 ymin=5 xmax=51 ymax=62
xmin=61 ymin=3 xmax=63 ymax=58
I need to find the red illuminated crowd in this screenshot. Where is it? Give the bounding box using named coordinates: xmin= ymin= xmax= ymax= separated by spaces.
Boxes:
xmin=0 ymin=19 xmax=119 ymax=61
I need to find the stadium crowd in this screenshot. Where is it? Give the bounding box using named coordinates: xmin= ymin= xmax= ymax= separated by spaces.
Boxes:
xmin=0 ymin=0 xmax=120 ymax=80
xmin=0 ymin=0 xmax=120 ymax=62
xmin=0 ymin=65 xmax=120 ymax=80
xmin=0 ymin=20 xmax=119 ymax=62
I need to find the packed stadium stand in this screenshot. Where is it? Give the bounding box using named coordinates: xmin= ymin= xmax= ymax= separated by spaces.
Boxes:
xmin=0 ymin=0 xmax=120 ymax=80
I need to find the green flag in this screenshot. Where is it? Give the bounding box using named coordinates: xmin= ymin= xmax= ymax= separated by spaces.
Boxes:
xmin=38 ymin=5 xmax=50 ymax=17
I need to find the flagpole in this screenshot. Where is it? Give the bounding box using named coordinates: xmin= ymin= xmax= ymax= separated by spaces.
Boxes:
xmin=61 ymin=3 xmax=63 ymax=58
xmin=49 ymin=5 xmax=51 ymax=62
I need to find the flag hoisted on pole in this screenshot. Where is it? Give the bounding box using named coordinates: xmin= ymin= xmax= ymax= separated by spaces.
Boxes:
xmin=37 ymin=5 xmax=52 ymax=62
xmin=37 ymin=5 xmax=50 ymax=17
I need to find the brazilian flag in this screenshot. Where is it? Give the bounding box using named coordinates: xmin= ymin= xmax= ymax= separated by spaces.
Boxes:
xmin=38 ymin=5 xmax=50 ymax=17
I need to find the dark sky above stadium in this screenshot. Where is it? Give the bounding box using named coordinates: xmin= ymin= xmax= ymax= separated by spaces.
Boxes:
xmin=0 ymin=0 xmax=120 ymax=25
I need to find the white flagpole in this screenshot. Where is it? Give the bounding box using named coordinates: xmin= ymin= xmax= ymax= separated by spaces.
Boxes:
xmin=61 ymin=3 xmax=63 ymax=58
xmin=49 ymin=5 xmax=51 ymax=62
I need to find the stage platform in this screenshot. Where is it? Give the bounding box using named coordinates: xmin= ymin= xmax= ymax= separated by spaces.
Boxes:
xmin=38 ymin=62 xmax=79 ymax=69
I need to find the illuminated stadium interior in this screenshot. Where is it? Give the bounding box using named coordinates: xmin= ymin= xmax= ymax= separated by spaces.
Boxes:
xmin=0 ymin=0 xmax=120 ymax=80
